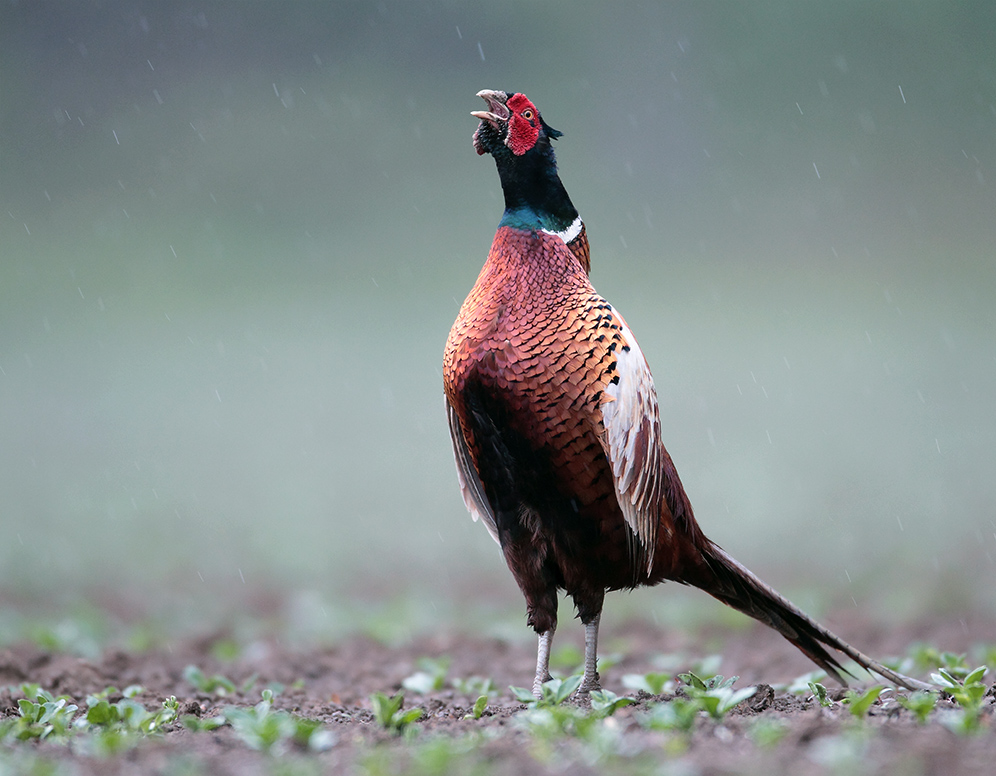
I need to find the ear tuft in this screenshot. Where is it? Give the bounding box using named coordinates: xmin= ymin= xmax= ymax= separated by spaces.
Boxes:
xmin=543 ymin=120 xmax=563 ymax=140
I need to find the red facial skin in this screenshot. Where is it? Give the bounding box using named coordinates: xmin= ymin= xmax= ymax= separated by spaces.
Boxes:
xmin=505 ymin=93 xmax=541 ymax=156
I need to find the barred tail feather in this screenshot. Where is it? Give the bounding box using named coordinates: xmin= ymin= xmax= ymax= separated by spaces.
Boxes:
xmin=689 ymin=542 xmax=932 ymax=692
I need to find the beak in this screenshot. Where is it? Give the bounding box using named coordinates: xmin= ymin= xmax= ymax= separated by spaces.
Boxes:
xmin=471 ymin=89 xmax=510 ymax=127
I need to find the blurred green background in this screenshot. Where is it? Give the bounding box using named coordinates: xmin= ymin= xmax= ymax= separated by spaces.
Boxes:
xmin=2 ymin=3 xmax=994 ymax=624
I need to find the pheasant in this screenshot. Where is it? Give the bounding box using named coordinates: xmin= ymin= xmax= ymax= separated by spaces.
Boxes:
xmin=443 ymin=89 xmax=929 ymax=697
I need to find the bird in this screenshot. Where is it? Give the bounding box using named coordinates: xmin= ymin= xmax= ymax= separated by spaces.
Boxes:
xmin=442 ymin=89 xmax=930 ymax=698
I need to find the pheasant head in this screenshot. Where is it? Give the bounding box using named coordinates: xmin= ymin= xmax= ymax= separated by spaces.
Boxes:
xmin=471 ymin=90 xmax=577 ymax=237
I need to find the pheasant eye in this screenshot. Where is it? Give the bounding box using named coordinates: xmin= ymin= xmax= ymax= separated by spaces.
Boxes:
xmin=522 ymin=109 xmax=534 ymax=120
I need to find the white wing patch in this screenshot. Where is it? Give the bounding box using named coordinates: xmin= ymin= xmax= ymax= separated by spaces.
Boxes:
xmin=598 ymin=307 xmax=665 ymax=576
xmin=446 ymin=398 xmax=500 ymax=544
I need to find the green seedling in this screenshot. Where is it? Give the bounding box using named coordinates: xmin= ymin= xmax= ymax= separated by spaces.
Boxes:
xmin=514 ymin=704 xmax=601 ymax=740
xmin=842 ymin=685 xmax=884 ymax=718
xmin=639 ymin=697 xmax=701 ymax=733
xmin=4 ymin=686 xmax=79 ymax=742
xmin=673 ymin=672 xmax=756 ymax=721
xmin=898 ymin=691 xmax=938 ymax=724
xmin=932 ymin=665 xmax=988 ymax=733
xmin=224 ymin=689 xmax=335 ymax=753
xmin=370 ymin=691 xmax=424 ymax=734
xmin=181 ymin=714 xmax=226 ymax=732
xmin=678 ymin=671 xmax=740 ymax=692
xmin=463 ymin=695 xmax=489 ymax=720
xmin=82 ymin=694 xmax=178 ymax=736
xmin=510 ymin=674 xmax=583 ymax=707
xmin=932 ymin=666 xmax=988 ymax=710
xmin=938 ymin=652 xmax=971 ymax=680
xmin=402 ymin=657 xmax=451 ymax=694
xmin=183 ymin=665 xmax=237 ymax=696
xmin=589 ymin=689 xmax=635 ymax=718
xmin=685 ymin=684 xmax=757 ymax=721
xmin=621 ymin=671 xmax=673 ymax=696
xmin=907 ymin=644 xmax=976 ymax=679
xmin=808 ymin=681 xmax=835 ymax=708
xmin=451 ymin=675 xmax=497 ymax=699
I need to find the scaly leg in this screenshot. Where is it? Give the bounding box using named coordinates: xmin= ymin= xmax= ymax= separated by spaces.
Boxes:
xmin=577 ymin=613 xmax=601 ymax=695
xmin=532 ymin=625 xmax=556 ymax=697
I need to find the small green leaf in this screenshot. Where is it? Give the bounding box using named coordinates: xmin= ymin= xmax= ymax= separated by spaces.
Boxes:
xmin=622 ymin=671 xmax=672 ymax=695
xmin=808 ymin=681 xmax=834 ymax=708
xmin=467 ymin=695 xmax=488 ymax=719
xmin=590 ymin=689 xmax=635 ymax=717
xmin=843 ymin=685 xmax=883 ymax=718
xmin=678 ymin=671 xmax=708 ymax=691
xmin=963 ymin=666 xmax=988 ymax=686
xmin=509 ymin=686 xmax=537 ymax=705
xmin=898 ymin=691 xmax=937 ymax=724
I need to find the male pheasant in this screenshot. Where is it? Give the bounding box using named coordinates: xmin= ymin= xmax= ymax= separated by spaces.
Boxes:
xmin=443 ymin=89 xmax=928 ymax=697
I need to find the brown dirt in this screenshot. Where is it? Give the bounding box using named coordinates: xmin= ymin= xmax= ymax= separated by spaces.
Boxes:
xmin=2 ymin=610 xmax=996 ymax=775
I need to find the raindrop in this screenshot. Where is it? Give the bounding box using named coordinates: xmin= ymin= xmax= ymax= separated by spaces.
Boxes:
xmin=898 ymin=84 xmax=906 ymax=104
xmin=112 ymin=130 xmax=120 ymax=145
xmin=796 ymin=102 xmax=803 ymax=115
xmin=239 ymin=568 xmax=246 ymax=584
xmin=812 ymin=162 xmax=820 ymax=179
xmin=477 ymin=42 xmax=485 ymax=61
xmin=456 ymin=25 xmax=462 ymax=39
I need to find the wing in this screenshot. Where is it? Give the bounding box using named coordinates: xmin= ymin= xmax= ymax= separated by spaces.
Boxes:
xmin=446 ymin=397 xmax=500 ymax=544
xmin=597 ymin=305 xmax=666 ymax=576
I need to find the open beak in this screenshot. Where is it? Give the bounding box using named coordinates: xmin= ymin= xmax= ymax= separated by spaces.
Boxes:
xmin=471 ymin=89 xmax=510 ymax=128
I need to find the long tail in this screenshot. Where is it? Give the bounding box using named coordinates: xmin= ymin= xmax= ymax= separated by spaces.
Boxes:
xmin=685 ymin=541 xmax=932 ymax=692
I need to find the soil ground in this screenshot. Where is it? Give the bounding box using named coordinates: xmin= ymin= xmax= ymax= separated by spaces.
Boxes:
xmin=1 ymin=601 xmax=995 ymax=775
